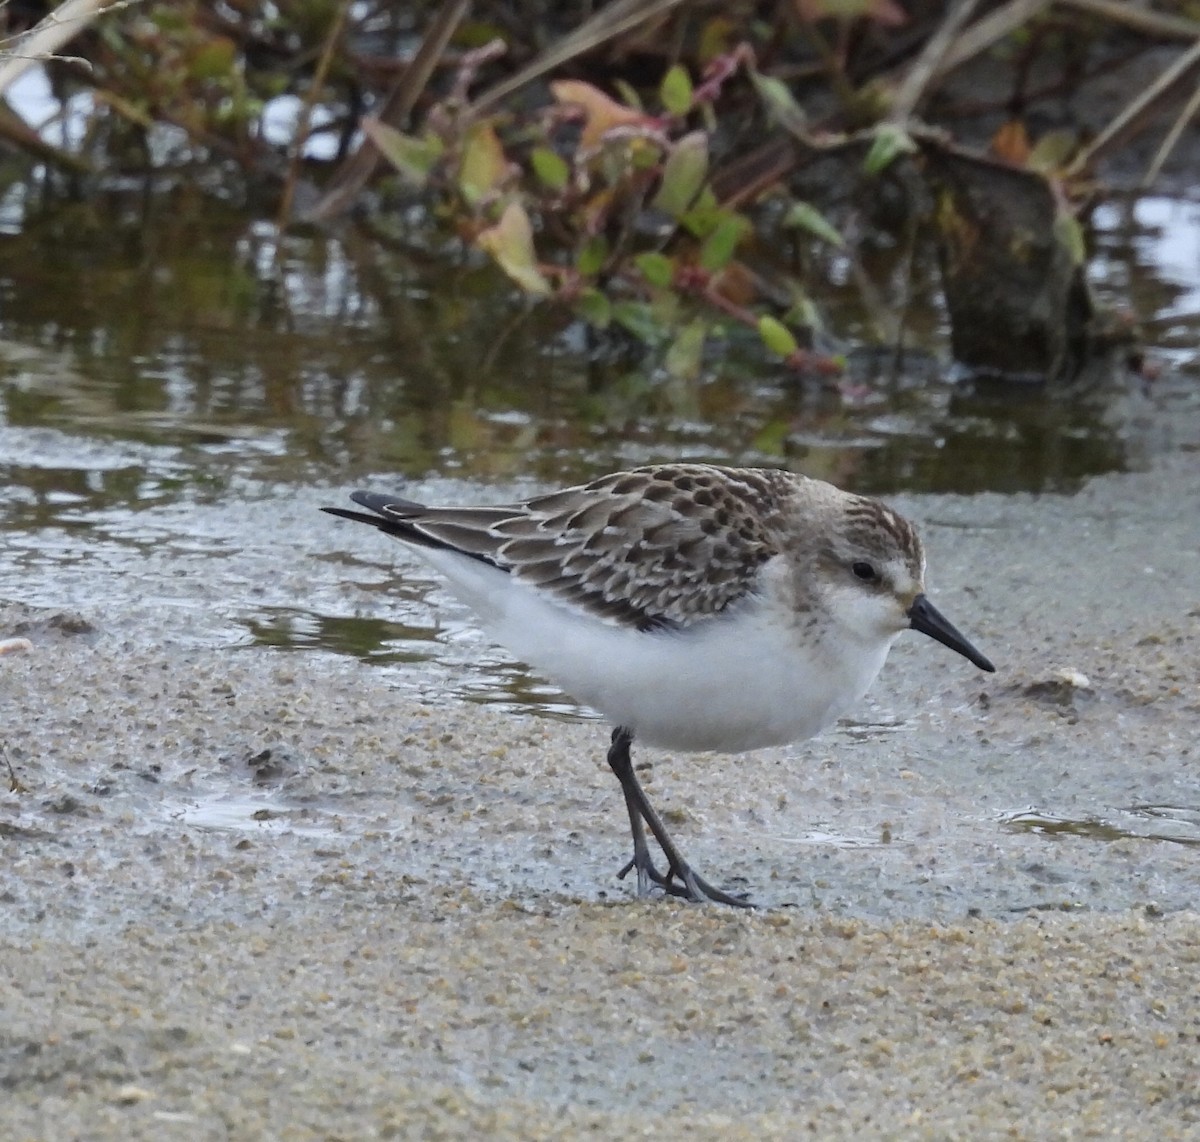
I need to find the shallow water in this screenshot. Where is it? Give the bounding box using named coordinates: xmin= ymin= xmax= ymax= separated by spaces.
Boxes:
xmin=3 ymin=188 xmax=1200 ymax=904
xmin=3 ymin=191 xmax=1198 ymax=696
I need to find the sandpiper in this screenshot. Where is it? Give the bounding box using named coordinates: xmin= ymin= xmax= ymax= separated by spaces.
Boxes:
xmin=325 ymin=464 xmax=994 ymax=907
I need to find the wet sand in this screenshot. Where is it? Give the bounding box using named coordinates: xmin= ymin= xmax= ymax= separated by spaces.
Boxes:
xmin=2 ymin=449 xmax=1199 ymax=1137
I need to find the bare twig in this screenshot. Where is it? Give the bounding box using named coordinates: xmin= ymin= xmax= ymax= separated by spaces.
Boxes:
xmin=889 ymin=0 xmax=984 ymax=123
xmin=311 ymin=0 xmax=689 ymax=222
xmin=467 ymin=0 xmax=689 ymax=120
xmin=791 ymin=11 xmax=856 ymax=113
xmin=0 ymin=102 xmax=92 ymax=172
xmin=306 ymin=0 xmax=470 ymax=223
xmin=929 ymin=0 xmax=1053 ymax=80
xmin=1142 ymin=75 xmax=1200 ymax=188
xmin=0 ymin=0 xmax=130 ymax=97
xmin=277 ymin=0 xmax=352 ymax=231
xmin=1058 ymin=0 xmax=1200 ymax=41
xmin=445 ymin=40 xmax=509 ymax=109
xmin=1069 ymin=38 xmax=1200 ymax=175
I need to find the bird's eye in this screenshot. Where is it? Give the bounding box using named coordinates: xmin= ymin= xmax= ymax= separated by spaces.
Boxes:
xmin=851 ymin=561 xmax=878 ymax=583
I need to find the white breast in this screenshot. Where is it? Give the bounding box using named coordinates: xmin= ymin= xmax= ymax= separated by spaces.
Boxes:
xmin=418 ymin=547 xmax=896 ymax=754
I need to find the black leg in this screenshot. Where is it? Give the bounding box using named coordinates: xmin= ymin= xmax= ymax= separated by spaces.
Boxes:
xmin=607 ymin=727 xmax=673 ymax=896
xmin=605 ymin=726 xmax=752 ymax=908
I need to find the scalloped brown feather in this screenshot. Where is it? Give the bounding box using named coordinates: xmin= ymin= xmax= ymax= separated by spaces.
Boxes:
xmin=371 ymin=465 xmax=799 ymax=630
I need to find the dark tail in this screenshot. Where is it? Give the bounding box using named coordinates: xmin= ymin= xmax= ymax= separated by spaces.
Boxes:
xmin=322 ymin=491 xmax=432 ymax=545
xmin=322 ymin=492 xmax=500 ymax=567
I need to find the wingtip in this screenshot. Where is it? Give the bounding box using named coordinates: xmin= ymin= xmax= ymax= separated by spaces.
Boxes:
xmin=348 ymin=490 xmax=427 ymax=517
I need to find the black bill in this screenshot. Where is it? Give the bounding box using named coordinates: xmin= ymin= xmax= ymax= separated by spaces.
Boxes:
xmin=908 ymin=594 xmax=995 ymax=673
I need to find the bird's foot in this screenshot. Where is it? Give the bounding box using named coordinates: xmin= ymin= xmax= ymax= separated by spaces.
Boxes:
xmin=617 ymin=853 xmax=753 ymax=908
xmin=607 ymin=725 xmax=753 ymax=909
xmin=616 ymin=851 xmax=674 ymax=897
xmin=669 ymin=864 xmax=754 ymax=908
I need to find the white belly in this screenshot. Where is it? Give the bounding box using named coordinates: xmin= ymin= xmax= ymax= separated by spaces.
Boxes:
xmin=420 ymin=548 xmax=895 ymax=753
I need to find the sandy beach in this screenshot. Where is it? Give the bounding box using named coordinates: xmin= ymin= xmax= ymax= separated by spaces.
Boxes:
xmin=3 ymin=444 xmax=1199 ymax=1138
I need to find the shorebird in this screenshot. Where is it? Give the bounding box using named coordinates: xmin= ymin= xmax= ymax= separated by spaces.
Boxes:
xmin=325 ymin=464 xmax=994 ymax=906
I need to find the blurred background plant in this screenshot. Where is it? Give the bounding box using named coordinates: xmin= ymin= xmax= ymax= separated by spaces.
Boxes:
xmin=1 ymin=1 xmax=1195 ymax=386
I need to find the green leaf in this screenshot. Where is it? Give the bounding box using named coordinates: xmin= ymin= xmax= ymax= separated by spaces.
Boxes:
xmin=679 ymin=189 xmax=723 ymax=238
xmin=613 ymin=79 xmax=643 ymax=111
xmin=530 ymin=146 xmax=570 ymax=191
xmin=458 ymin=123 xmax=508 ymax=206
xmin=576 ymin=235 xmax=609 ymax=277
xmin=1027 ymin=129 xmax=1076 ymax=173
xmin=362 ymin=119 xmax=445 ymax=188
xmin=188 ymin=36 xmax=236 ymax=81
xmin=635 ymin=252 xmax=675 ymax=289
xmin=629 ymin=140 xmax=663 ymax=170
xmin=665 ymin=318 xmax=707 ymax=379
xmin=659 ymin=65 xmax=693 ymax=117
xmin=575 ymin=287 xmax=612 ymax=328
xmin=699 ymin=213 xmax=750 ymax=271
xmin=651 ymin=131 xmax=708 ymax=218
xmin=648 ymin=289 xmax=681 ymax=327
xmin=612 ymin=300 xmax=667 ymax=344
xmin=1054 ymin=212 xmax=1086 ymax=267
xmin=476 ymin=202 xmax=550 ymax=295
xmin=784 ymin=291 xmax=821 ymax=334
xmin=749 ymin=69 xmax=807 ymax=136
xmin=758 ymin=315 xmax=799 ymax=358
xmin=863 ymin=124 xmax=917 ymax=175
xmin=782 ymin=201 xmax=845 ymax=248
xmin=752 ymin=415 xmax=791 ymax=456
xmin=811 ymin=0 xmax=881 ymax=15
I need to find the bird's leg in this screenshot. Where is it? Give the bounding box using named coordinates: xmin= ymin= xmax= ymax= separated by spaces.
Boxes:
xmin=606 ymin=727 xmax=752 ymax=908
xmin=607 ymin=727 xmax=673 ymax=896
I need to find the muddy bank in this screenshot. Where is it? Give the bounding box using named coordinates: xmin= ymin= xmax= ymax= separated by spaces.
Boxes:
xmin=2 ymin=448 xmax=1199 ymax=1136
